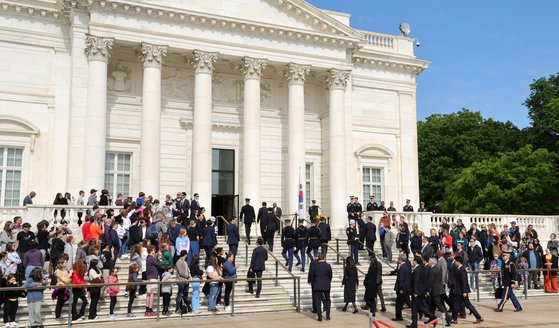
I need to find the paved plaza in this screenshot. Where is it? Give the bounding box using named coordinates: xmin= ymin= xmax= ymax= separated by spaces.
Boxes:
xmin=88 ymin=297 xmax=558 ymax=327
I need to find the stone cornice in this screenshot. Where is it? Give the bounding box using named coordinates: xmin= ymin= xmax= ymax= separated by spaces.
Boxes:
xmin=62 ymin=0 xmax=361 ymax=49
xmin=240 ymin=57 xmax=267 ymax=81
xmin=0 ymin=0 xmax=62 ymax=19
xmin=352 ymin=54 xmax=430 ymax=75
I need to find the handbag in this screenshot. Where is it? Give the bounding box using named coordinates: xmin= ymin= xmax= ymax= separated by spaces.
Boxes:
xmin=51 ymin=287 xmax=70 ymax=301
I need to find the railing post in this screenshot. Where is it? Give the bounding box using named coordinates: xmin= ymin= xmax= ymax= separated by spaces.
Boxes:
xmin=275 ymin=261 xmax=279 ymax=286
xmin=524 ymin=270 xmax=528 ymax=300
xmin=475 ymin=271 xmax=480 ymax=302
xmin=156 ymin=281 xmax=161 ymax=321
xmin=292 ymin=277 xmax=296 ymax=308
xmin=245 ymin=244 xmax=248 ymax=267
xmin=336 ymin=239 xmax=340 ymax=264
xmin=297 ymin=277 xmax=301 ymax=312
xmin=231 ymin=281 xmax=235 ymax=317
xmin=67 ymin=288 xmax=73 ymax=328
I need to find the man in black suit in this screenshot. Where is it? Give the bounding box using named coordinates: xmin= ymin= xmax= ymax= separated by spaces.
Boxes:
xmin=249 ymin=238 xmax=268 ymax=298
xmin=452 ymin=255 xmax=483 ymax=324
xmin=281 ymin=218 xmax=295 ymax=271
xmin=318 ymin=217 xmax=331 ymax=257
xmin=364 ymin=216 xmax=377 ymax=255
xmin=265 ymin=208 xmax=278 ymax=251
xmin=272 ymin=202 xmax=282 ymax=222
xmin=128 ymin=214 xmax=142 ymax=247
xmin=257 ymin=202 xmax=268 ymax=240
xmin=428 ymin=258 xmax=452 ymax=326
xmin=392 ymin=254 xmax=411 ymax=321
xmin=239 ymin=198 xmax=255 ymax=244
xmin=190 ymin=193 xmax=201 ymax=220
xmin=408 ymin=256 xmax=435 ymax=328
xmin=420 ymin=236 xmax=433 ymax=259
xmin=307 ymin=252 xmax=332 ymax=322
xmin=227 ymin=217 xmax=240 ymax=257
xmin=447 ymin=251 xmax=465 ymax=320
xmin=176 ymin=192 xmax=190 ymax=226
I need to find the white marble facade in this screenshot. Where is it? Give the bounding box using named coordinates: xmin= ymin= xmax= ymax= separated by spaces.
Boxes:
xmin=0 ymin=0 xmax=428 ymax=230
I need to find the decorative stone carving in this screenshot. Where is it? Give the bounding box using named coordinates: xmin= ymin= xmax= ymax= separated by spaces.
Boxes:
xmin=190 ymin=50 xmax=218 ymax=73
xmin=84 ymin=34 xmax=113 ymax=62
xmin=240 ymin=57 xmax=267 ymax=80
xmin=260 ymin=81 xmax=272 ymax=106
xmin=108 ymin=62 xmax=132 ymax=92
xmin=213 ymin=73 xmax=239 ymax=103
xmin=138 ymin=43 xmax=167 ymax=68
xmin=161 ymin=66 xmax=193 ymax=99
xmin=326 ymin=68 xmax=351 ymax=90
xmin=285 ymin=63 xmax=310 ymax=85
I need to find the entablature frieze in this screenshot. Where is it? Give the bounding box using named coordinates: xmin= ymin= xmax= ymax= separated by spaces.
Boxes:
xmin=352 ymin=52 xmax=430 ymax=75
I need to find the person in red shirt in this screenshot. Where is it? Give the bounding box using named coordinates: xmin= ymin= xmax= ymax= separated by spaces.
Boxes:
xmin=90 ymin=218 xmax=104 ymax=245
xmin=82 ymin=217 xmax=93 ymax=242
xmin=71 ymin=260 xmax=89 ymax=321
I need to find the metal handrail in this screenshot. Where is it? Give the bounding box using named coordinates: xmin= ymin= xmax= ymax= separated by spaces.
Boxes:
xmin=334 ymin=237 xmax=397 ymax=270
xmin=326 ymin=242 xmax=366 ymax=276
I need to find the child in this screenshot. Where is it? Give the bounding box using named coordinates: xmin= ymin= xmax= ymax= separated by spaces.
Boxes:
xmin=26 ymin=267 xmax=48 ymax=327
xmin=127 ymin=263 xmax=141 ymax=317
xmin=161 ymin=266 xmax=173 ymax=315
xmin=3 ymin=274 xmax=24 ymax=327
xmin=108 ymin=267 xmax=119 ymax=320
xmin=518 ymin=256 xmax=529 ymax=294
xmin=489 ymin=256 xmax=503 ymax=299
xmin=160 ymin=242 xmax=173 ymax=278
xmin=383 ymin=225 xmax=394 ymax=262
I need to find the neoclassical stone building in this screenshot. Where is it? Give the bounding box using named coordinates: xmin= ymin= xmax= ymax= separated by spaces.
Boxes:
xmin=0 ymin=0 xmax=428 ymax=229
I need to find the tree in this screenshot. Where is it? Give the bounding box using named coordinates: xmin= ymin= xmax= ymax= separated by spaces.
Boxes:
xmin=524 ymin=73 xmax=559 ymax=151
xmin=444 ymin=145 xmax=559 ymax=215
xmin=417 ymin=109 xmax=523 ymax=210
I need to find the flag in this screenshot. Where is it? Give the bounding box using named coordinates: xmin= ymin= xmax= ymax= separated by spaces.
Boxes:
xmin=298 ymin=166 xmax=305 ymax=220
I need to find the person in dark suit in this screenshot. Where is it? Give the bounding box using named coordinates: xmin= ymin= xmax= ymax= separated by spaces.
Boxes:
xmin=265 ymin=208 xmax=277 ymax=251
xmin=452 ymin=255 xmax=483 ymax=324
xmin=306 ymin=220 xmax=321 ymax=262
xmin=408 ymin=256 xmax=435 ymax=328
xmin=249 ymin=238 xmax=268 ymax=298
xmin=392 ymin=254 xmax=412 ymax=321
xmin=175 ymin=192 xmax=190 ymax=226
xmin=128 ymin=215 xmax=142 ymax=247
xmin=239 ymin=198 xmax=255 ymax=244
xmin=363 ymin=253 xmax=380 ymax=315
xmin=294 ymin=219 xmax=308 ymax=272
xmin=227 ymin=217 xmax=240 ymax=257
xmin=272 ymin=203 xmax=282 ymax=223
xmin=364 ymin=216 xmax=377 ymax=255
xmin=342 ymin=257 xmax=359 ymax=313
xmin=202 ymin=217 xmax=217 ymax=268
xmin=190 ymin=193 xmax=201 ymax=221
xmin=256 ymin=202 xmax=268 ymax=241
xmin=420 ymin=236 xmax=433 ymax=259
xmin=281 ymin=219 xmax=295 ymax=271
xmin=307 ymin=252 xmax=332 ymax=322
xmin=428 ymin=258 xmax=452 ymax=326
xmin=318 ymin=217 xmax=331 ymax=257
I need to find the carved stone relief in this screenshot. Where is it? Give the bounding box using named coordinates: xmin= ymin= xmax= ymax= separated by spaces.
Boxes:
xmin=108 ymin=62 xmax=132 ymax=93
xmin=161 ymin=66 xmax=193 ymax=99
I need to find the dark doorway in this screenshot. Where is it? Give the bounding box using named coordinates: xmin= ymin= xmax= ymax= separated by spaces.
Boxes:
xmin=212 ymin=194 xmax=239 ymax=235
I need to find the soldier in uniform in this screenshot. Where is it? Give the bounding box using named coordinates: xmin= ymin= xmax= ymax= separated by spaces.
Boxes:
xmin=353 ymin=197 xmax=363 ymax=217
xmin=494 ymin=251 xmax=522 ymax=312
xmin=307 ymin=219 xmax=321 ymax=262
xmin=346 ymin=220 xmax=360 ymax=265
xmin=308 ymin=200 xmax=320 ymax=221
xmin=403 ymin=199 xmax=414 ymax=212
xmin=366 ymin=195 xmax=379 ymax=211
xmin=239 ymin=198 xmax=255 ymax=244
xmin=294 ymin=219 xmax=308 ymax=272
xmin=347 ymin=196 xmax=357 ymax=223
xmin=281 ymin=218 xmax=296 ymax=271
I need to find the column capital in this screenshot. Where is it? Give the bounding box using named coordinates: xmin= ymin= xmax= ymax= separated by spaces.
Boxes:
xmin=285 ymin=63 xmax=311 ymax=85
xmin=84 ymin=34 xmax=114 ymax=62
xmin=190 ymin=50 xmax=219 ymax=73
xmin=240 ymin=57 xmax=267 ymax=80
xmin=326 ymin=68 xmax=351 ymax=90
xmin=139 ymin=43 xmax=168 ymax=69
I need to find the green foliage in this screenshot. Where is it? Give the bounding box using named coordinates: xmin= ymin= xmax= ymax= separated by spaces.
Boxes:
xmin=524 ymin=74 xmax=559 ymax=151
xmin=417 ymin=109 xmax=523 ymax=210
xmin=444 ymin=145 xmax=559 ymax=215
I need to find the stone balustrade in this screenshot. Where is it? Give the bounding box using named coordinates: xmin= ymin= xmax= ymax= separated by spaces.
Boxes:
xmin=360 ymin=31 xmax=395 ymax=49
xmin=0 ymin=205 xmax=123 ymax=228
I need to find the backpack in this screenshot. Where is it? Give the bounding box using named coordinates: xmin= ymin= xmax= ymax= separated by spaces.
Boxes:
xmin=179 ymin=294 xmax=191 ymax=315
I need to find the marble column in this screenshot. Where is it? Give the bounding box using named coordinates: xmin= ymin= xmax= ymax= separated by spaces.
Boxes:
xmin=240 ymin=57 xmax=267 ymax=207
xmin=190 ymin=50 xmax=218 ymax=210
xmin=83 ymin=34 xmax=113 ymax=191
xmin=326 ymin=68 xmax=350 ymax=230
xmin=139 ymin=43 xmax=167 ymax=198
xmin=285 ymin=63 xmax=310 ymax=217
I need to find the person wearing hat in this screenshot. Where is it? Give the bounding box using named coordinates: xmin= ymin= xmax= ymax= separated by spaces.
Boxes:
xmin=366 ymin=195 xmax=379 ymax=211
xmin=308 ymin=200 xmax=320 ymax=220
xmin=346 ymin=220 xmax=359 ymax=265
xmin=494 ymin=251 xmax=522 ymax=312
xmin=294 ymin=219 xmax=308 ymax=272
xmin=403 ymin=199 xmax=413 ymax=212
xmin=509 ymin=221 xmax=521 ymax=241
xmin=306 ymin=219 xmax=321 ymax=262
xmin=87 ymin=189 xmax=98 ymax=206
xmin=281 ymin=218 xmax=296 ymax=271
xmin=239 ymin=198 xmax=255 ymax=244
